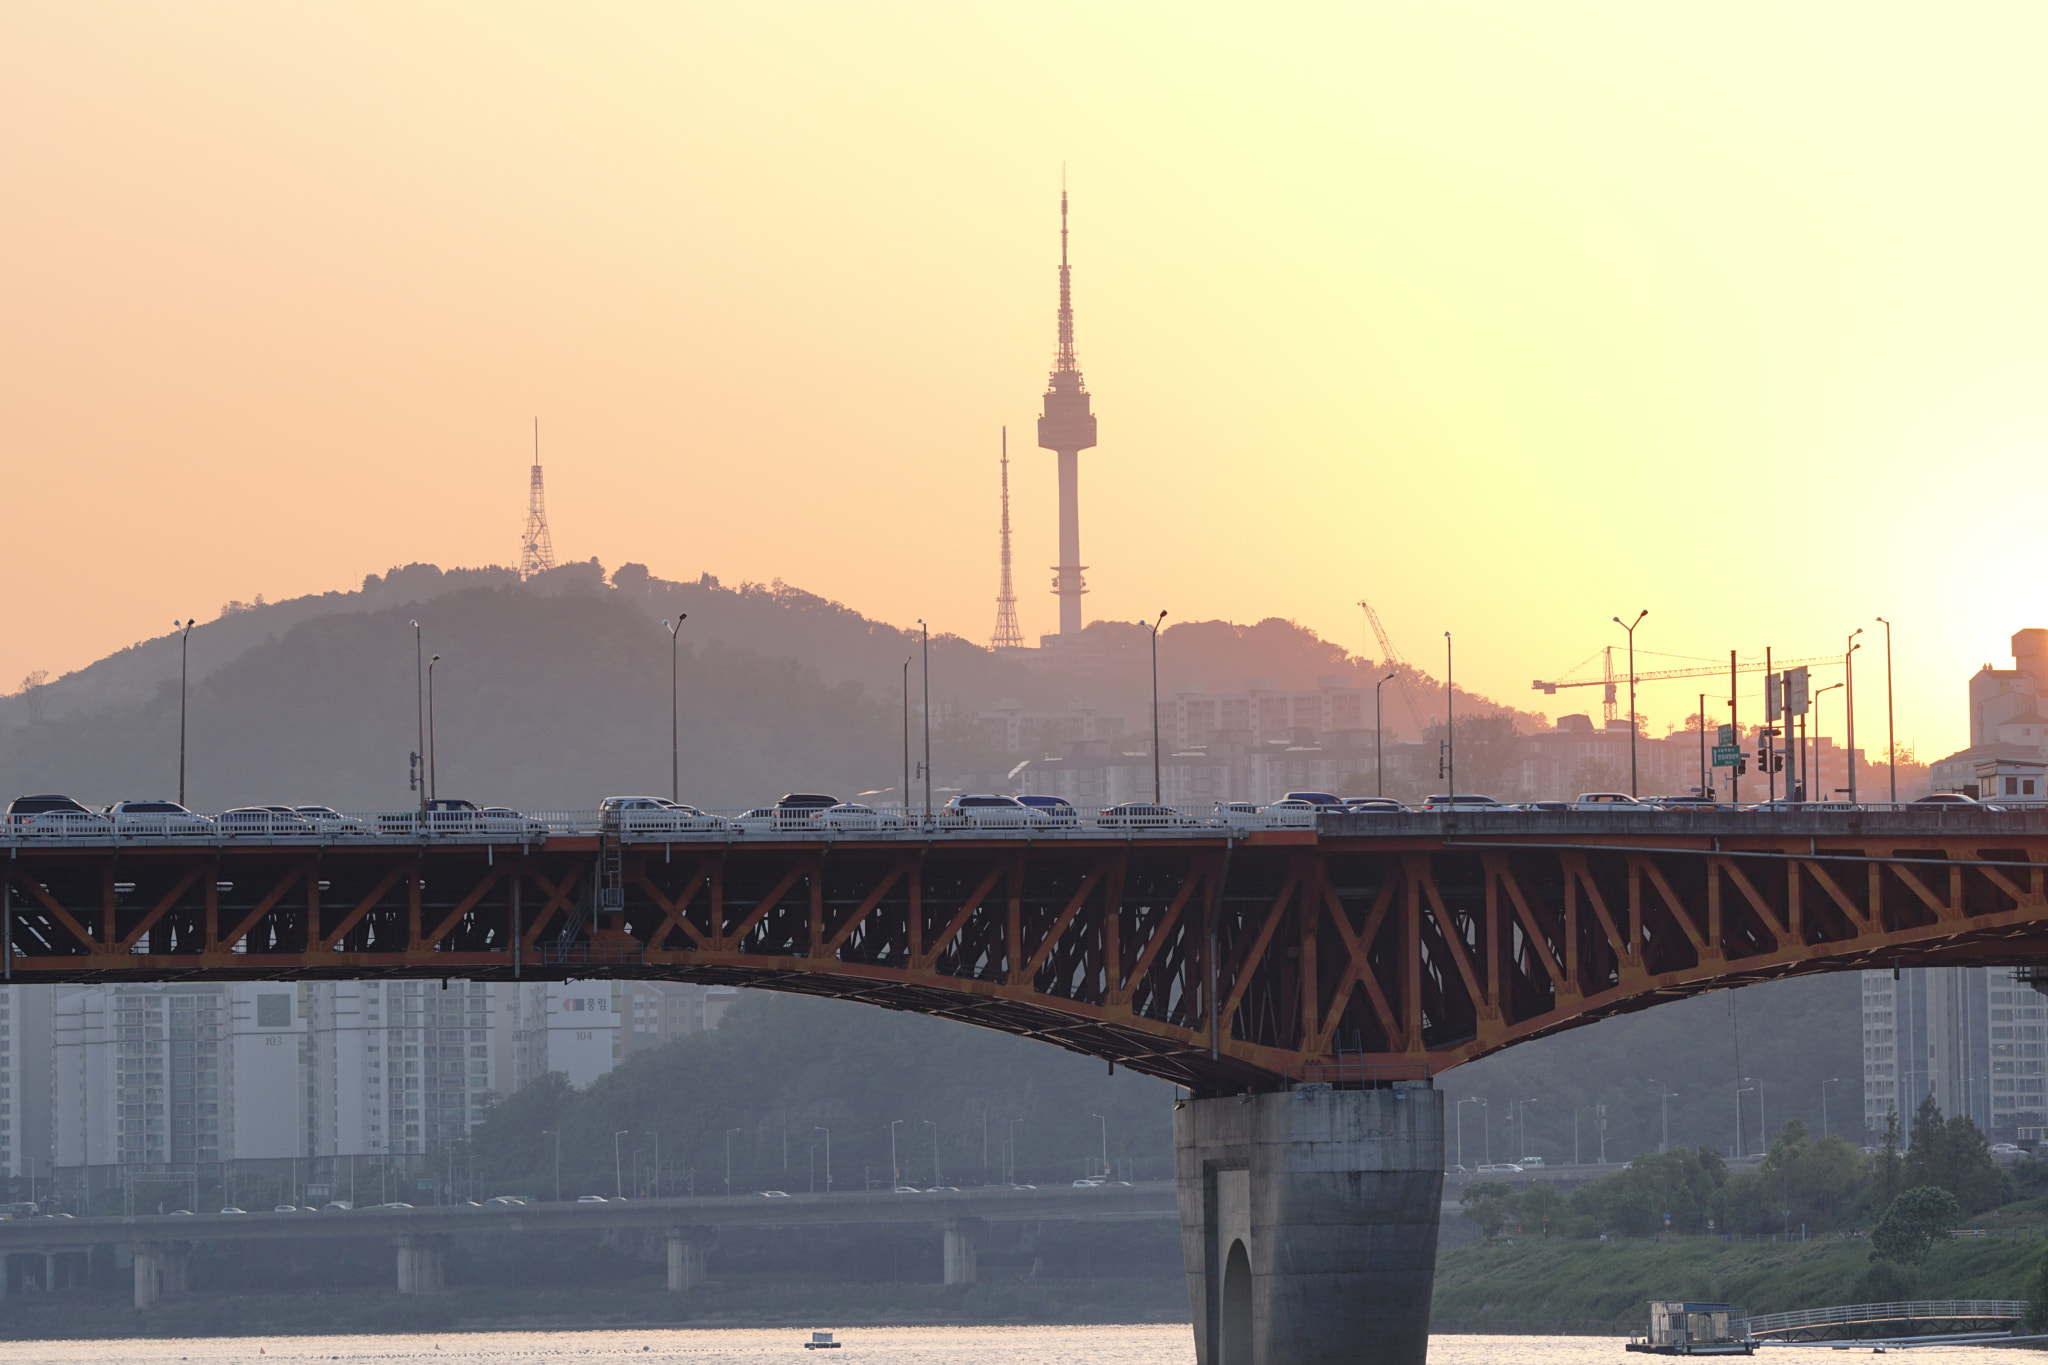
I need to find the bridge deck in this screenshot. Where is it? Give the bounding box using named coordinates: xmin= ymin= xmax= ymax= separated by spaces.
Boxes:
xmin=8 ymin=809 xmax=2048 ymax=1093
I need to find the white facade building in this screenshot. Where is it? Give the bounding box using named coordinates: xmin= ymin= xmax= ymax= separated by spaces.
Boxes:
xmin=509 ymin=982 xmax=621 ymax=1090
xmin=1861 ymin=966 xmax=2045 ymax=1144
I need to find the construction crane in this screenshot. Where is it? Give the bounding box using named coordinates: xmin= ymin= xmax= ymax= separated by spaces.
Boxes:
xmin=1532 ymin=650 xmax=1838 ymax=723
xmin=1358 ymin=599 xmax=1430 ymax=733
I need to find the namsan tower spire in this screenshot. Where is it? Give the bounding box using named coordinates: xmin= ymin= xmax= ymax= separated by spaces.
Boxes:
xmin=991 ymin=427 xmax=1024 ymax=650
xmin=520 ymin=417 xmax=558 ymax=580
xmin=1037 ymin=186 xmax=1097 ymax=638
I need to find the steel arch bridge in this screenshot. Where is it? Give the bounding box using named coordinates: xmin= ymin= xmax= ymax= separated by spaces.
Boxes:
xmin=7 ymin=810 xmax=2048 ymax=1095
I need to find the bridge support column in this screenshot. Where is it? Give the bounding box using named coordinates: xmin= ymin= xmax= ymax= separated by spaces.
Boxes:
xmin=942 ymin=1218 xmax=980 ymax=1286
xmin=665 ymin=1228 xmax=708 ymax=1292
xmin=395 ymin=1236 xmax=445 ymax=1295
xmin=133 ymin=1244 xmax=163 ymax=1309
xmin=1174 ymin=1084 xmax=1443 ymax=1365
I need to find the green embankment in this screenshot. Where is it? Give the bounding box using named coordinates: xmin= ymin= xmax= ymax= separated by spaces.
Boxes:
xmin=1432 ymin=1235 xmax=2047 ymax=1334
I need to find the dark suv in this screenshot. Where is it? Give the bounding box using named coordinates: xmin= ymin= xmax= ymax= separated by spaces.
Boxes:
xmin=5 ymin=795 xmax=89 ymax=825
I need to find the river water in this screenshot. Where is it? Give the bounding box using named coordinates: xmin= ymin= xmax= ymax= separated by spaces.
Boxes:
xmin=0 ymin=1330 xmax=2041 ymax=1365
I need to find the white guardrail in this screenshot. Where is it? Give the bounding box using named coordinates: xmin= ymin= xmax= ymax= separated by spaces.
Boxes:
xmin=0 ymin=802 xmax=1322 ymax=847
xmin=1740 ymin=1299 xmax=2026 ymax=1335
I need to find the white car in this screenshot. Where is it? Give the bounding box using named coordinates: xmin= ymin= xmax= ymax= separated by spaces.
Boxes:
xmin=477 ymin=806 xmax=549 ymax=837
xmin=219 ymin=807 xmax=316 ymax=838
xmin=104 ymin=800 xmax=216 ymax=837
xmin=815 ymin=803 xmax=907 ymax=832
xmin=1216 ymin=801 xmax=1272 ymax=828
xmin=938 ymin=794 xmax=1037 ymax=829
xmin=1419 ymin=795 xmax=1511 ymax=813
xmin=291 ymin=806 xmax=371 ymax=836
xmin=1570 ymin=792 xmax=1650 ymax=812
xmin=17 ymin=809 xmax=114 ymax=840
xmin=600 ymin=797 xmax=727 ymax=836
xmin=1263 ymin=799 xmax=1320 ymax=828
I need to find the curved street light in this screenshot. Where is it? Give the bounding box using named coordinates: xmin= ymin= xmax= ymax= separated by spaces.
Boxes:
xmin=1612 ymin=610 xmax=1648 ymax=796
xmin=175 ymin=619 xmax=195 ymax=806
xmin=1145 ymin=611 xmax=1168 ymax=803
xmin=663 ymin=616 xmax=688 ymax=802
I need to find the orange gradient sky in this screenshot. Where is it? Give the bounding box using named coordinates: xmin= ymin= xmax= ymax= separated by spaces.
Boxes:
xmin=8 ymin=3 xmax=2048 ymax=760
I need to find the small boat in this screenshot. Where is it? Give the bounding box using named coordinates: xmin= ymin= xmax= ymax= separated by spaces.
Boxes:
xmin=1625 ymin=1302 xmax=1754 ymax=1356
xmin=804 ymin=1331 xmax=841 ymax=1351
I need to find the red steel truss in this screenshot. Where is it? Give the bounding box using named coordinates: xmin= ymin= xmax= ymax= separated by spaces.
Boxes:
xmin=8 ymin=824 xmax=2048 ymax=1095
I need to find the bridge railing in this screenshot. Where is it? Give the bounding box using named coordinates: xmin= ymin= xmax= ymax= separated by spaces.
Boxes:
xmin=1740 ymin=1299 xmax=2026 ymax=1335
xmin=0 ymin=802 xmax=1314 ymax=849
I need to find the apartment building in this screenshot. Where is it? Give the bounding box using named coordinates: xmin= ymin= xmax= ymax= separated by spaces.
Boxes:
xmin=619 ymin=982 xmax=740 ymax=1057
xmin=1861 ymin=966 xmax=2044 ymax=1144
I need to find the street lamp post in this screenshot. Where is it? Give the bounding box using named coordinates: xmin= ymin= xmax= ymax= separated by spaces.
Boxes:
xmin=814 ymin=1126 xmax=831 ymax=1192
xmin=1376 ymin=672 xmax=1396 ymax=797
xmin=1820 ymin=1078 xmax=1839 ymax=1142
xmin=1876 ymin=617 xmax=1896 ymax=804
xmin=412 ymin=621 xmax=426 ymax=814
xmin=1146 ymin=611 xmax=1168 ymax=803
xmin=646 ymin=1132 xmax=661 ymax=1199
xmin=427 ymin=654 xmax=442 ymax=801
xmin=1516 ymin=1098 xmax=1538 ymax=1162
xmin=1845 ymin=628 xmax=1863 ymax=805
xmin=1735 ymin=1083 xmax=1755 ymax=1159
xmin=923 ymin=1119 xmax=940 ymax=1187
xmin=1091 ymin=1113 xmax=1108 ymax=1180
xmin=1455 ymin=1097 xmax=1480 ymax=1168
xmin=1649 ymin=1080 xmax=1674 ymax=1153
xmin=664 ymin=616 xmax=687 ymax=803
xmin=888 ymin=1119 xmax=903 ymax=1189
xmin=1613 ymin=610 xmax=1648 ymax=797
xmin=1443 ymin=633 xmax=1455 ymax=798
xmin=917 ymin=621 xmax=931 ymax=825
xmin=901 ymin=657 xmax=912 ymax=818
xmin=1813 ymin=683 xmax=1843 ymax=800
xmin=613 ymin=1130 xmax=628 ymax=1198
xmin=175 ymin=619 xmax=195 ymax=806
xmin=725 ymin=1128 xmax=741 ymax=1197
xmin=1006 ymin=1118 xmax=1024 ymax=1186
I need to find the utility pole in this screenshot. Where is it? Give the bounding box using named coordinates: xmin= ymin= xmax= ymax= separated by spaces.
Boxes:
xmin=1377 ymin=673 xmax=1396 ymax=797
xmin=1697 ymin=693 xmax=1707 ymax=796
xmin=1728 ymin=651 xmax=1740 ymax=806
xmin=1876 ymin=617 xmax=1897 ymax=804
xmin=1444 ymin=633 xmax=1455 ymax=797
xmin=427 ymin=654 xmax=441 ymax=801
xmin=901 ymin=657 xmax=912 ymax=817
xmin=815 ymin=1126 xmax=831 ymax=1192
xmin=725 ymin=1128 xmax=741 ymax=1197
xmin=918 ymin=621 xmax=932 ymax=824
xmin=1846 ymin=628 xmax=1863 ymax=804
xmin=1147 ymin=611 xmax=1168 ymax=803
xmin=175 ymin=619 xmax=195 ymax=806
xmin=412 ymin=621 xmax=426 ymax=814
xmin=664 ymin=616 xmax=687 ymax=803
xmin=1613 ymin=610 xmax=1647 ymax=796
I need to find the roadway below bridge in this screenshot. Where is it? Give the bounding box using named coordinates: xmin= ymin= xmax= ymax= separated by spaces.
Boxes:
xmin=0 ymin=1184 xmax=1179 ymax=1308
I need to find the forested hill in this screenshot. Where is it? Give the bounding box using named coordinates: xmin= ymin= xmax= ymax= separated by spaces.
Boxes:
xmin=0 ymin=559 xmax=1545 ymax=810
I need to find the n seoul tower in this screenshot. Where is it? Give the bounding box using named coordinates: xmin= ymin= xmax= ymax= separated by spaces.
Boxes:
xmin=1037 ymin=189 xmax=1097 ymax=639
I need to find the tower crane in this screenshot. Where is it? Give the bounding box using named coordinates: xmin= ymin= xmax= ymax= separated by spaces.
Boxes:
xmin=1358 ymin=600 xmax=1430 ymax=733
xmin=1532 ymin=651 xmax=1838 ymax=723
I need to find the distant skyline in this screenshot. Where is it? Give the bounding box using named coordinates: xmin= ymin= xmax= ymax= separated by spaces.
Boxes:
xmin=9 ymin=4 xmax=2048 ymax=760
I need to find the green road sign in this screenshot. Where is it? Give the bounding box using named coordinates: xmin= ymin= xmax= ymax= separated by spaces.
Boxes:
xmin=1712 ymin=744 xmax=1742 ymax=767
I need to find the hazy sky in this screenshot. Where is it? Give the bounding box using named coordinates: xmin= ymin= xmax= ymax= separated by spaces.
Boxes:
xmin=7 ymin=3 xmax=2048 ymax=759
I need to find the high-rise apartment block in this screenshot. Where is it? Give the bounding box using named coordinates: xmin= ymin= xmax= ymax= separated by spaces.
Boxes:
xmin=1861 ymin=966 xmax=2047 ymax=1144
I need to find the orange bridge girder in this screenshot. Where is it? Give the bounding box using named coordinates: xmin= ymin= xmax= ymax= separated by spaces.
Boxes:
xmin=8 ymin=811 xmax=2048 ymax=1096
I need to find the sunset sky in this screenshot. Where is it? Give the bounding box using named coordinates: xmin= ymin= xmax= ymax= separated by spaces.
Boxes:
xmin=8 ymin=3 xmax=2048 ymax=760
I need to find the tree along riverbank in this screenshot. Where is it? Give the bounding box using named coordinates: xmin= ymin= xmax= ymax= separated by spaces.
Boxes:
xmin=0 ymin=1275 xmax=1190 ymax=1339
xmin=1431 ymin=1233 xmax=2046 ymax=1334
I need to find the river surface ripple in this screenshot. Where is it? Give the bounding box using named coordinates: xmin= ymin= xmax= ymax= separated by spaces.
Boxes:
xmin=2 ymin=1330 xmax=2043 ymax=1364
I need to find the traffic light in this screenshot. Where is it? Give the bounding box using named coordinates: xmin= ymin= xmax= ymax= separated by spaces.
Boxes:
xmin=1738 ymin=759 xmax=1749 ymax=776
xmin=1772 ymin=754 xmax=1785 ymax=773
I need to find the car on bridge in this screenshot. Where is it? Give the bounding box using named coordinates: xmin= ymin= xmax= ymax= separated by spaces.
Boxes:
xmin=12 ymin=806 xmax=112 ymax=839
xmin=1570 ymin=792 xmax=1652 ymax=812
xmin=1908 ymin=792 xmax=1985 ymax=811
xmin=815 ymin=803 xmax=908 ymax=832
xmin=600 ymin=796 xmax=728 ymax=836
xmin=938 ymin=794 xmax=1039 ymax=829
xmin=1342 ymin=798 xmax=1407 ymax=814
xmin=290 ymin=805 xmax=372 ymax=836
xmin=219 ymin=807 xmax=317 ymax=838
xmin=1098 ymin=802 xmax=1201 ymax=829
xmin=1418 ymin=795 xmax=1511 ymax=812
xmin=1264 ymin=799 xmax=1321 ymax=827
xmin=104 ymin=800 xmax=216 ymax=837
xmin=6 ymin=794 xmax=92 ymax=827
xmin=733 ymin=794 xmax=842 ymax=833
xmin=1017 ymin=794 xmax=1079 ymax=825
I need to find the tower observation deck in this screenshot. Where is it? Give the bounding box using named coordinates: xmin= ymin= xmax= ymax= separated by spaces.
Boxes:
xmin=1037 ymin=190 xmax=1096 ymax=637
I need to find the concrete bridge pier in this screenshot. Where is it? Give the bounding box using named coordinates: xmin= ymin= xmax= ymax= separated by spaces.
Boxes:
xmin=131 ymin=1243 xmax=188 ymax=1308
xmin=665 ymin=1228 xmax=709 ymax=1292
xmin=395 ymin=1236 xmax=446 ymax=1294
xmin=1174 ymin=1084 xmax=1444 ymax=1365
xmin=942 ymin=1217 xmax=980 ymax=1285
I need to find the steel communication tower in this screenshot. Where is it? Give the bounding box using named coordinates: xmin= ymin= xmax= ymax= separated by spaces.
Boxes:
xmin=991 ymin=427 xmax=1024 ymax=650
xmin=520 ymin=417 xmax=558 ymax=579
xmin=1037 ymin=187 xmax=1097 ymax=637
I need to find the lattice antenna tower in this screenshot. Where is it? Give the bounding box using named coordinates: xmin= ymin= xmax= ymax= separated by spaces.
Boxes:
xmin=520 ymin=417 xmax=558 ymax=579
xmin=991 ymin=427 xmax=1024 ymax=649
